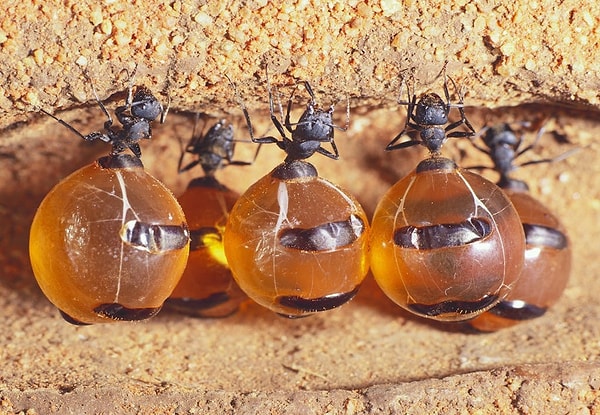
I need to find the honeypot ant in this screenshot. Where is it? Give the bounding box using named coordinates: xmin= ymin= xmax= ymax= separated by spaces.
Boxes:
xmin=370 ymin=66 xmax=526 ymax=322
xmin=223 ymin=71 xmax=369 ymax=318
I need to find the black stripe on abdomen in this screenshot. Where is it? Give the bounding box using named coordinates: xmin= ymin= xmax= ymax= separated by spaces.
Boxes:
xmin=394 ymin=217 xmax=491 ymax=250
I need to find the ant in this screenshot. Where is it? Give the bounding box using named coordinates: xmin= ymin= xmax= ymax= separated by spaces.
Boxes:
xmin=222 ymin=73 xmax=368 ymax=318
xmin=235 ymin=71 xmax=350 ymax=163
xmin=469 ymin=122 xmax=578 ymax=189
xmin=177 ymin=115 xmax=262 ymax=181
xmin=40 ymin=70 xmax=168 ymax=159
xmin=386 ymin=66 xmax=476 ymax=155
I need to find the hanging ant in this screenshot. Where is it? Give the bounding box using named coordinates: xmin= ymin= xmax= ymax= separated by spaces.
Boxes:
xmin=235 ymin=70 xmax=350 ymax=163
xmin=177 ymin=115 xmax=261 ymax=180
xmin=40 ymin=70 xmax=168 ymax=159
xmin=386 ymin=66 xmax=476 ymax=155
xmin=470 ymin=122 xmax=578 ymax=189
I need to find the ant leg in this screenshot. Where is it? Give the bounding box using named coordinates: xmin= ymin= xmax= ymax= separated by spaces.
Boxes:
xmin=316 ymin=129 xmax=340 ymax=160
xmin=228 ymin=139 xmax=264 ymax=167
xmin=301 ymin=81 xmax=316 ymax=101
xmin=331 ymin=97 xmax=351 ymax=133
xmin=284 ymin=82 xmax=308 ymax=132
xmin=299 ymin=80 xmax=318 ymax=110
xmin=243 ymin=102 xmax=280 ymax=145
xmin=39 ymin=109 xmax=111 ymax=143
xmin=284 ymin=84 xmax=298 ymax=132
xmin=39 ymin=109 xmax=88 ymax=141
xmin=519 ymin=148 xmax=581 ymax=168
xmin=160 ymin=64 xmax=172 ymax=124
xmin=343 ymin=97 xmax=350 ymax=131
xmin=459 ymin=107 xmax=476 ymax=136
xmin=177 ymin=113 xmax=201 ymax=173
xmin=160 ymin=92 xmax=170 ymax=124
xmin=386 ymin=96 xmax=418 ymax=150
xmin=446 ymin=74 xmax=476 ymax=140
xmin=439 ymin=62 xmax=451 ymax=104
xmin=178 ymin=159 xmax=200 ymax=174
xmin=444 ymin=106 xmax=475 ymax=138
xmin=264 ymin=66 xmax=289 ymax=137
xmin=239 ymin=97 xmax=257 ymax=141
xmin=226 ymin=74 xmax=279 ymax=148
xmin=445 ymin=73 xmax=476 ymax=136
xmin=385 ymin=138 xmax=422 ymax=151
xmin=239 ymin=126 xmax=264 ymax=164
xmin=515 ymin=122 xmax=548 ymax=157
xmin=272 ymin=87 xmax=287 ymax=134
xmin=469 ymin=126 xmax=493 ymax=154
xmin=128 ymin=143 xmax=142 ymax=159
xmin=396 ymin=67 xmax=416 ymax=106
xmin=249 ymin=141 xmax=262 ymax=163
xmin=516 ymin=122 xmax=581 ymax=168
xmin=316 ymin=146 xmax=339 ymax=160
xmin=84 ymin=72 xmax=114 ymax=130
xmin=445 ymin=115 xmax=475 ymax=137
xmin=267 ymin=82 xmax=290 ymax=140
xmin=269 ymin=115 xmax=289 ymax=143
xmin=226 ymin=75 xmax=259 ymax=142
xmin=110 ymin=66 xmax=138 ymax=124
xmin=122 ymin=65 xmax=138 ymax=107
xmin=446 ymin=130 xmax=477 ymax=139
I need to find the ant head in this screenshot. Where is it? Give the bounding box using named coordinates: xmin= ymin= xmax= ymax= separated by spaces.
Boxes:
xmin=130 ymin=86 xmax=163 ymax=121
xmin=415 ymin=93 xmax=448 ymax=126
xmin=483 ymin=123 xmax=520 ymax=149
xmin=294 ymin=104 xmax=335 ymax=143
xmin=201 ymin=121 xmax=235 ymax=159
xmin=213 ymin=120 xmax=235 ymax=138
xmin=299 ymin=100 xmax=334 ymax=122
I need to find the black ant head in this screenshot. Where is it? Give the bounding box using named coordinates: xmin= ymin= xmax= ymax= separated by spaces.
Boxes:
xmin=293 ymin=103 xmax=335 ymax=143
xmin=415 ymin=93 xmax=448 ymax=126
xmin=483 ymin=123 xmax=519 ymax=149
xmin=130 ymin=86 xmax=163 ymax=121
xmin=199 ymin=122 xmax=235 ymax=174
